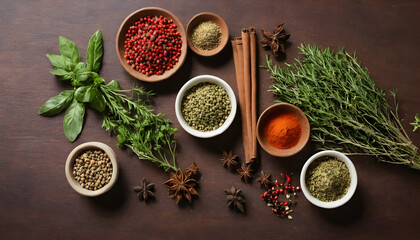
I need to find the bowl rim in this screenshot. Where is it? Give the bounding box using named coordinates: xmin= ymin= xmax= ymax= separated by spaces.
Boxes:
xmin=175 ymin=75 xmax=237 ymax=138
xmin=115 ymin=7 xmax=187 ymax=82
xmin=65 ymin=142 xmax=119 ymax=197
xmin=256 ymin=102 xmax=310 ymax=157
xmin=186 ymin=12 xmax=229 ymax=57
xmin=300 ymin=150 xmax=358 ymax=209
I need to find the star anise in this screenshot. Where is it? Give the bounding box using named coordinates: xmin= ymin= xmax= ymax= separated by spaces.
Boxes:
xmin=237 ymin=163 xmax=254 ymax=183
xmin=163 ymin=169 xmax=199 ymax=204
xmin=256 ymin=170 xmax=273 ymax=189
xmin=261 ymin=23 xmax=290 ymax=57
xmin=225 ymin=186 xmax=246 ymax=213
xmin=185 ymin=162 xmax=199 ymax=178
xmin=220 ymin=150 xmax=238 ymax=170
xmin=134 ymin=178 xmax=155 ymax=201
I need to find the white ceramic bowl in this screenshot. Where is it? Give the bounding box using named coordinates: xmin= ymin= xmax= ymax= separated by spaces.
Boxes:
xmin=175 ymin=75 xmax=237 ymax=138
xmin=65 ymin=142 xmax=118 ymax=197
xmin=300 ymin=150 xmax=357 ymax=209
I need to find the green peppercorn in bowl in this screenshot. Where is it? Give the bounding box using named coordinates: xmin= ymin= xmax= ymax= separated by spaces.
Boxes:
xmin=65 ymin=142 xmax=118 ymax=197
xmin=175 ymin=75 xmax=237 ymax=138
xmin=300 ymin=150 xmax=357 ymax=209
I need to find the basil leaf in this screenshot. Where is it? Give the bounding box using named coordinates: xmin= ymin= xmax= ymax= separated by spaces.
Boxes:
xmin=107 ymin=80 xmax=121 ymax=90
xmin=50 ymin=68 xmax=73 ymax=80
xmin=66 ymin=61 xmax=76 ymax=71
xmin=74 ymin=62 xmax=85 ymax=71
xmin=86 ymin=30 xmax=103 ymax=73
xmin=75 ymin=67 xmax=92 ymax=83
xmin=94 ymin=77 xmax=105 ymax=85
xmin=71 ymin=79 xmax=83 ymax=87
xmin=39 ymin=90 xmax=74 ymax=116
xmin=75 ymin=86 xmax=97 ymax=103
xmin=50 ymin=69 xmax=69 ymax=77
xmin=46 ymin=53 xmax=67 ymax=69
xmin=64 ymin=99 xmax=85 ymax=142
xmin=90 ymin=92 xmax=106 ymax=112
xmin=91 ymin=72 xmax=99 ymax=79
xmin=59 ymin=36 xmax=80 ymax=64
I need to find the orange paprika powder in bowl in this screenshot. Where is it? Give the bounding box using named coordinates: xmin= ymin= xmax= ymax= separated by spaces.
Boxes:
xmin=257 ymin=103 xmax=310 ymax=157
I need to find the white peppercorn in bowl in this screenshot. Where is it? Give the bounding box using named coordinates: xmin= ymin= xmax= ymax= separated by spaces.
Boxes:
xmin=300 ymin=150 xmax=358 ymax=209
xmin=175 ymin=75 xmax=237 ymax=138
xmin=65 ymin=142 xmax=118 ymax=197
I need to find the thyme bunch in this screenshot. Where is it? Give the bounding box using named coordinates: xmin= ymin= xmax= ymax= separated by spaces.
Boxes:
xmin=101 ymin=84 xmax=178 ymax=172
xmin=264 ymin=44 xmax=420 ymax=170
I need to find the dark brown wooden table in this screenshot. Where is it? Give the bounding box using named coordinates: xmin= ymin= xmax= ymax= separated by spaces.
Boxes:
xmin=1 ymin=0 xmax=419 ymax=239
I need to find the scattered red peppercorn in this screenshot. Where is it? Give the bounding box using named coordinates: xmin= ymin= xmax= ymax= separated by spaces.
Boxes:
xmin=124 ymin=15 xmax=182 ymax=77
xmin=260 ymin=172 xmax=300 ymax=219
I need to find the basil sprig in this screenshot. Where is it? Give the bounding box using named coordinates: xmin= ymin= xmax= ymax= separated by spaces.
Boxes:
xmin=39 ymin=30 xmax=105 ymax=142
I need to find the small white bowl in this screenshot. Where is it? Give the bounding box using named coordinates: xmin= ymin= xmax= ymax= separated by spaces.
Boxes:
xmin=65 ymin=142 xmax=118 ymax=197
xmin=300 ymin=150 xmax=357 ymax=209
xmin=175 ymin=75 xmax=237 ymax=138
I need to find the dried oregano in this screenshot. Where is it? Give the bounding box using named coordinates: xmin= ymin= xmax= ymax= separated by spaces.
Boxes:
xmin=305 ymin=157 xmax=350 ymax=202
xmin=191 ymin=21 xmax=221 ymax=51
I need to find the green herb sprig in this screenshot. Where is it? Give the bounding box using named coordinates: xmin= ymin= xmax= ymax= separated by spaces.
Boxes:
xmin=39 ymin=30 xmax=178 ymax=172
xmin=263 ymin=44 xmax=420 ymax=170
xmin=410 ymin=113 xmax=420 ymax=132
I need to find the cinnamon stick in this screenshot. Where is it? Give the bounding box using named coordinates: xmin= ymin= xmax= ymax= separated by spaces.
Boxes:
xmin=231 ymin=38 xmax=250 ymax=162
xmin=241 ymin=29 xmax=253 ymax=164
xmin=249 ymin=27 xmax=257 ymax=161
xmin=232 ymin=27 xmax=258 ymax=165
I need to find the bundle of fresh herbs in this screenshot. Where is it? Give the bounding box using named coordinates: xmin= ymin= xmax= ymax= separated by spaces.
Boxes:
xmin=39 ymin=30 xmax=178 ymax=172
xmin=264 ymin=44 xmax=420 ymax=170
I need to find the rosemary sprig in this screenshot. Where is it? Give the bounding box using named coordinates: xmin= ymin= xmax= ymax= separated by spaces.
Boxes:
xmin=263 ymin=44 xmax=420 ymax=170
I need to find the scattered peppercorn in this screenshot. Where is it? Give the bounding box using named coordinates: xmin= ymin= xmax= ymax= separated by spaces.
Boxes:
xmin=260 ymin=172 xmax=300 ymax=219
xmin=124 ymin=15 xmax=182 ymax=77
xmin=73 ymin=149 xmax=113 ymax=191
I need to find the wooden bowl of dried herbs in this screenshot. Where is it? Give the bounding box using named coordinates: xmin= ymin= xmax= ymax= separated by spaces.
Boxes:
xmin=65 ymin=142 xmax=118 ymax=197
xmin=300 ymin=150 xmax=358 ymax=209
xmin=186 ymin=12 xmax=229 ymax=56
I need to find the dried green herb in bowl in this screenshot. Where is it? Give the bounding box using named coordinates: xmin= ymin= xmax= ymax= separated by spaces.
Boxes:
xmin=305 ymin=157 xmax=350 ymax=202
xmin=186 ymin=12 xmax=229 ymax=57
xmin=191 ymin=21 xmax=221 ymax=51
xmin=300 ymin=150 xmax=357 ymax=209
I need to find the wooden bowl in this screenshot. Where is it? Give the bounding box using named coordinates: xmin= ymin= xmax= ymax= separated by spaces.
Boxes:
xmin=256 ymin=103 xmax=310 ymax=157
xmin=115 ymin=7 xmax=187 ymax=82
xmin=186 ymin=12 xmax=229 ymax=57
